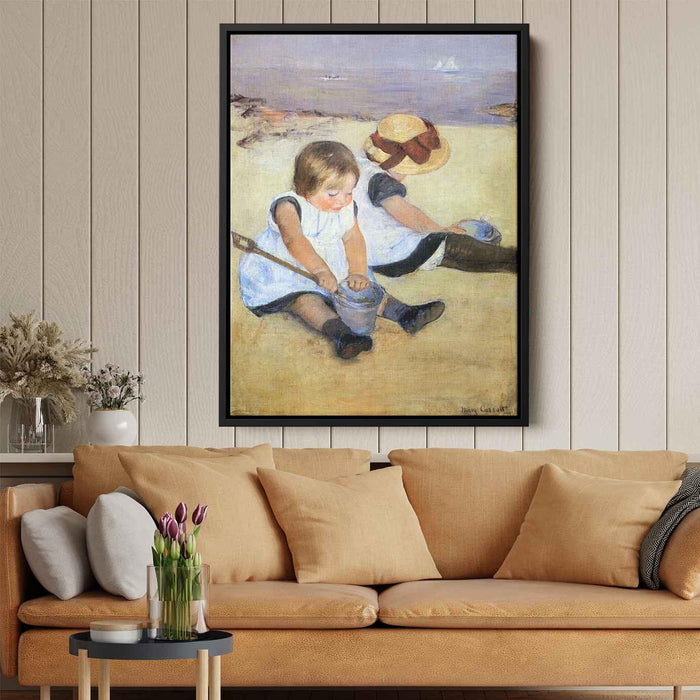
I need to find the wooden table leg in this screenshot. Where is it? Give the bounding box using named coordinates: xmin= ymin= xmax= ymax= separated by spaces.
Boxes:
xmin=78 ymin=649 xmax=90 ymax=700
xmin=196 ymin=649 xmax=209 ymax=700
xmin=675 ymin=687 xmax=683 ymax=700
xmin=99 ymin=659 xmax=110 ymax=700
xmin=209 ymin=655 xmax=221 ymax=700
xmin=39 ymin=687 xmax=51 ymax=700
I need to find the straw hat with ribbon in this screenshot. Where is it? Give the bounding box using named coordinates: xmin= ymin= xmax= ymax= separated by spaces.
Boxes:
xmin=363 ymin=113 xmax=450 ymax=175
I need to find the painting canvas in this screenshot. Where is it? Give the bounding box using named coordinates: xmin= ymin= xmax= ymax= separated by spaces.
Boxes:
xmin=220 ymin=24 xmax=529 ymax=426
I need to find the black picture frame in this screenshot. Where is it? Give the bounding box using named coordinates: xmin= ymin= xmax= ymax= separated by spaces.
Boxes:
xmin=220 ymin=23 xmax=529 ymax=427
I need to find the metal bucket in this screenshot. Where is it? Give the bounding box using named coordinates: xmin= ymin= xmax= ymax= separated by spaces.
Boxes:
xmin=333 ymin=280 xmax=384 ymax=335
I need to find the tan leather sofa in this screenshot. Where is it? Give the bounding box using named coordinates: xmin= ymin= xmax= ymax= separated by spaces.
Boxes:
xmin=2 ymin=447 xmax=699 ymax=695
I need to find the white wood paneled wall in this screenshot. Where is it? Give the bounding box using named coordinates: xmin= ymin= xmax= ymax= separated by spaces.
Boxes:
xmin=1 ymin=0 xmax=699 ymax=456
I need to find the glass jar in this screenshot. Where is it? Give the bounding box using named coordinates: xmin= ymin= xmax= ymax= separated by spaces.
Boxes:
xmin=7 ymin=397 xmax=54 ymax=453
xmin=147 ymin=564 xmax=209 ymax=640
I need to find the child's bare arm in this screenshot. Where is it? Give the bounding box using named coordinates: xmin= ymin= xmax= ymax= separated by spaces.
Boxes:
xmin=275 ymin=201 xmax=337 ymax=291
xmin=381 ymin=195 xmax=462 ymax=234
xmin=342 ymin=220 xmax=370 ymax=291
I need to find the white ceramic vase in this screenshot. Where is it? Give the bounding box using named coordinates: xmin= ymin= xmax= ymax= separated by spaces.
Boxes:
xmin=87 ymin=409 xmax=137 ymax=446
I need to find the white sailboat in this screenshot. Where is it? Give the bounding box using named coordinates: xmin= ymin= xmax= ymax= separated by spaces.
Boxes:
xmin=433 ymin=56 xmax=459 ymax=73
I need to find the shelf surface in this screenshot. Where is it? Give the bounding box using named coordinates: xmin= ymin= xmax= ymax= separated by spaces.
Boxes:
xmin=0 ymin=452 xmax=74 ymax=463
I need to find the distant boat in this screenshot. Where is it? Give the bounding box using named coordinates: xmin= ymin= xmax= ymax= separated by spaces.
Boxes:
xmin=433 ymin=56 xmax=459 ymax=73
xmin=320 ymin=74 xmax=344 ymax=81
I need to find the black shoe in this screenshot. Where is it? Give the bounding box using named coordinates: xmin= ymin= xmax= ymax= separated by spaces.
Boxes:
xmin=399 ymin=301 xmax=446 ymax=334
xmin=334 ymin=332 xmax=373 ymax=359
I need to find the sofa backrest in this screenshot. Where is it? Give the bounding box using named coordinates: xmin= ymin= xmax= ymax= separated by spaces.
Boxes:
xmin=71 ymin=444 xmax=371 ymax=515
xmin=388 ymin=448 xmax=688 ymax=580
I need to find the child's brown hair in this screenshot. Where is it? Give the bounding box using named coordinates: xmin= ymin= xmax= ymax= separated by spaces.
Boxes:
xmin=293 ymin=141 xmax=360 ymax=197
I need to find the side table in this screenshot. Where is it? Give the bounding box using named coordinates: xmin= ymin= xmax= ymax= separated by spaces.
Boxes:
xmin=68 ymin=630 xmax=233 ymax=700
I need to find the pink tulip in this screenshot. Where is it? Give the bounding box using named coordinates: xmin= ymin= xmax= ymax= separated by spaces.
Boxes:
xmin=175 ymin=502 xmax=187 ymax=524
xmin=192 ymin=504 xmax=208 ymax=526
xmin=166 ymin=518 xmax=179 ymax=540
xmin=158 ymin=513 xmax=174 ymax=537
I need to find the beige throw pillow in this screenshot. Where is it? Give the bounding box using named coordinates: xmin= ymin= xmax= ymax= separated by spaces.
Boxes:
xmin=119 ymin=452 xmax=294 ymax=583
xmin=73 ymin=443 xmax=274 ymax=516
xmin=494 ymin=463 xmax=681 ymax=588
xmin=257 ymin=466 xmax=441 ymax=585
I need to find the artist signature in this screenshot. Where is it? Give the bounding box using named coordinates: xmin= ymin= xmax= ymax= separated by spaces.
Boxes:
xmin=460 ymin=405 xmax=509 ymax=415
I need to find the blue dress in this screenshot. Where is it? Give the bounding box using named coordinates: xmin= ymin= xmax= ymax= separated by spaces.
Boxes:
xmin=239 ymin=191 xmax=371 ymax=315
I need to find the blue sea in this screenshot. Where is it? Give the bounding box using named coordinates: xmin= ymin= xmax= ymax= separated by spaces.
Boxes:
xmin=231 ymin=66 xmax=517 ymax=126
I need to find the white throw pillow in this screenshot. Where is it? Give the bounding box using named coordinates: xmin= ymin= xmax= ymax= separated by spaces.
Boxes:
xmin=87 ymin=490 xmax=155 ymax=599
xmin=21 ymin=506 xmax=95 ymax=600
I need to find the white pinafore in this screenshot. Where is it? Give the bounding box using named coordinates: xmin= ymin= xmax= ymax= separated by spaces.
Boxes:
xmin=354 ymin=155 xmax=446 ymax=271
xmin=239 ymin=191 xmax=364 ymax=312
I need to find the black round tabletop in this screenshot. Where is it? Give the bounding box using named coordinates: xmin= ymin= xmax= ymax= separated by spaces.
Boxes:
xmin=69 ymin=631 xmax=233 ymax=660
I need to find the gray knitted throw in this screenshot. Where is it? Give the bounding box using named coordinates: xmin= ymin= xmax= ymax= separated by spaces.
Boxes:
xmin=639 ymin=466 xmax=700 ymax=589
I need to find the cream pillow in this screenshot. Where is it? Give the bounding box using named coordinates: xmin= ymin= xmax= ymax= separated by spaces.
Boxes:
xmin=494 ymin=463 xmax=681 ymax=588
xmin=119 ymin=452 xmax=293 ymax=583
xmin=257 ymin=466 xmax=441 ymax=585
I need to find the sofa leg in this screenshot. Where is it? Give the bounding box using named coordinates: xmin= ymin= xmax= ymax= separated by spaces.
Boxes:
xmin=40 ymin=687 xmax=50 ymax=700
xmin=674 ymin=687 xmax=683 ymax=700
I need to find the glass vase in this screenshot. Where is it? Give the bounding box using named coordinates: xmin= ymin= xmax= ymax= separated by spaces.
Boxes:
xmin=147 ymin=564 xmax=209 ymax=641
xmin=7 ymin=397 xmax=54 ymax=453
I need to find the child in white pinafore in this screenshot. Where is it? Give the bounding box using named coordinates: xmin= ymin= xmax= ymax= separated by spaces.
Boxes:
xmin=239 ymin=141 xmax=445 ymax=359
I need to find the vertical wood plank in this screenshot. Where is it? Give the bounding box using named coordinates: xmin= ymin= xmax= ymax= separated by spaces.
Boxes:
xmin=331 ymin=0 xmax=378 ymax=22
xmin=329 ymin=0 xmax=380 ymax=451
xmin=475 ymin=0 xmax=521 ymax=23
xmin=43 ymin=0 xmax=91 ymax=452
xmin=380 ymin=0 xmax=425 ymax=22
xmin=668 ymin=0 xmax=700 ymax=454
xmin=473 ymin=0 xmax=523 ymax=451
xmin=331 ymin=426 xmax=379 ymax=453
xmin=425 ymin=0 xmax=475 ymax=449
xmin=139 ymin=0 xmax=187 ymax=444
xmin=188 ymin=0 xmax=235 ymax=447
xmin=92 ymin=0 xmax=140 ymax=439
xmin=0 ymin=0 xmax=42 ymax=452
xmin=231 ymin=0 xmax=286 ymax=448
xmin=522 ymin=0 xmax=571 ymax=450
xmin=236 ymin=0 xmax=282 ymax=22
xmin=283 ymin=426 xmax=331 ymax=448
xmin=0 ymin=0 xmax=42 ymax=316
xmin=570 ymin=0 xmax=618 ymax=449
xmin=284 ymin=0 xmax=330 ymax=22
xmin=376 ymin=0 xmax=428 ymax=454
xmin=619 ymin=0 xmax=666 ymax=450
xmin=428 ymin=0 xmax=474 ymax=23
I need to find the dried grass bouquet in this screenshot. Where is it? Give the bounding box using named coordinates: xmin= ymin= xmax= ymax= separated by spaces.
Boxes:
xmin=0 ymin=311 xmax=96 ymax=423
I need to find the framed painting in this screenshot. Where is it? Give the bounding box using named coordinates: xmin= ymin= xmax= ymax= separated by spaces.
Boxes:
xmin=220 ymin=24 xmax=529 ymax=426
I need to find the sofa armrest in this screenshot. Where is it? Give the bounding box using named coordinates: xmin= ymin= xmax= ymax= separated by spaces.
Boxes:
xmin=0 ymin=483 xmax=57 ymax=678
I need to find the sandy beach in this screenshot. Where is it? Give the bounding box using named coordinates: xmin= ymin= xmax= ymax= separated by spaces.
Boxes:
xmin=229 ymin=111 xmax=518 ymax=417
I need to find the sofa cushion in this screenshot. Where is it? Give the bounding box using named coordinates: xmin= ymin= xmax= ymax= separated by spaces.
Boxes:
xmin=120 ymin=451 xmax=294 ymax=582
xmin=19 ymin=582 xmax=378 ymax=629
xmin=212 ymin=447 xmax=371 ymax=480
xmin=388 ymin=448 xmax=687 ymax=579
xmin=258 ymin=466 xmax=441 ymax=585
xmin=72 ymin=444 xmax=222 ymax=516
xmin=660 ymin=509 xmax=700 ymax=600
xmin=494 ymin=463 xmax=680 ymax=588
xmin=378 ymin=579 xmax=700 ymax=629
xmin=72 ymin=444 xmax=369 ymax=516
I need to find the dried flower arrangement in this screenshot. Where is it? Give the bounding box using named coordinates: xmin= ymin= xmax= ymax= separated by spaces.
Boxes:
xmin=0 ymin=311 xmax=95 ymax=423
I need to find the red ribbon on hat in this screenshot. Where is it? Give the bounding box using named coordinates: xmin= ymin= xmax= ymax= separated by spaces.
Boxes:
xmin=370 ymin=118 xmax=441 ymax=171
